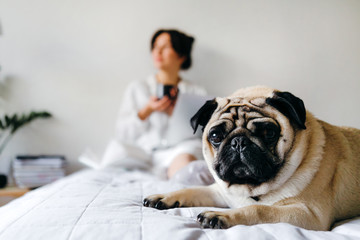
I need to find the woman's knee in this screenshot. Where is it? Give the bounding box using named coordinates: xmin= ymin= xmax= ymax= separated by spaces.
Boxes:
xmin=167 ymin=153 xmax=197 ymax=178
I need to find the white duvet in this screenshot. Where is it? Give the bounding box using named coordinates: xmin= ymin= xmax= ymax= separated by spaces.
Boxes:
xmin=0 ymin=169 xmax=359 ymax=240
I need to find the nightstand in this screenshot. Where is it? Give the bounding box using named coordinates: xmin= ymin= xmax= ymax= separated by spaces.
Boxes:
xmin=0 ymin=187 xmax=30 ymax=206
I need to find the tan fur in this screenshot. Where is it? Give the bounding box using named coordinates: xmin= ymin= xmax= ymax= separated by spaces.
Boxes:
xmin=144 ymin=86 xmax=360 ymax=230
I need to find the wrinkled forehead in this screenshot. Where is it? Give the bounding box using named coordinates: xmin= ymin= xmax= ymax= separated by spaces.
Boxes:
xmin=215 ymin=96 xmax=268 ymax=113
xmin=209 ymin=96 xmax=272 ymax=128
xmin=216 ymin=86 xmax=276 ymax=111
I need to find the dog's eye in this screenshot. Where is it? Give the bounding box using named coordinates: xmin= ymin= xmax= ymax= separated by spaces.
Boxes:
xmin=260 ymin=126 xmax=280 ymax=145
xmin=253 ymin=122 xmax=279 ymax=143
xmin=263 ymin=128 xmax=276 ymax=140
xmin=209 ymin=131 xmax=223 ymax=146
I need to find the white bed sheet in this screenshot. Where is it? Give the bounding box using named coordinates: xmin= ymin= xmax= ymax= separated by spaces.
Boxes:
xmin=0 ymin=169 xmax=359 ymax=240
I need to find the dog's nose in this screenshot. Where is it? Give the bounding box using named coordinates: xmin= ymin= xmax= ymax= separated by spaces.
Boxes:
xmin=231 ymin=136 xmax=250 ymax=152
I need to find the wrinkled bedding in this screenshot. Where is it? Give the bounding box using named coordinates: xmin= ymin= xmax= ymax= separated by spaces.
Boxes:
xmin=0 ymin=169 xmax=359 ymax=240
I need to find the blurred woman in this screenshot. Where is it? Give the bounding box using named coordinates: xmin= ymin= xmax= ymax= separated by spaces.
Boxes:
xmin=107 ymin=29 xmax=207 ymax=179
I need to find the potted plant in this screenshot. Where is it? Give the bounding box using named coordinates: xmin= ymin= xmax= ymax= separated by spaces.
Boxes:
xmin=0 ymin=111 xmax=52 ymax=187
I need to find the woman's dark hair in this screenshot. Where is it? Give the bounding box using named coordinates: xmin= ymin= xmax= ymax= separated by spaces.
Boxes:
xmin=151 ymin=29 xmax=195 ymax=70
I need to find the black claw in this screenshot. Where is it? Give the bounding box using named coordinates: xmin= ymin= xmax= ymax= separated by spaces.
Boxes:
xmin=143 ymin=199 xmax=149 ymax=207
xmin=155 ymin=201 xmax=165 ymax=210
xmin=197 ymin=213 xmax=226 ymax=229
xmin=173 ymin=201 xmax=180 ymax=208
xmin=197 ymin=213 xmax=204 ymax=222
xmin=209 ymin=217 xmax=218 ymax=228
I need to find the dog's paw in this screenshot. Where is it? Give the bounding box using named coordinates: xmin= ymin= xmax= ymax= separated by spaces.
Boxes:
xmin=197 ymin=211 xmax=230 ymax=229
xmin=143 ymin=194 xmax=180 ymax=210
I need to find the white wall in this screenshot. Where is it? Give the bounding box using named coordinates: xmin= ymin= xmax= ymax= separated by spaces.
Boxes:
xmin=1 ymin=0 xmax=360 ymax=174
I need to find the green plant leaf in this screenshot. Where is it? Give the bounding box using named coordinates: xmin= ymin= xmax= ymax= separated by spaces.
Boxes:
xmin=11 ymin=111 xmax=52 ymax=134
xmin=0 ymin=111 xmax=52 ymax=134
xmin=5 ymin=115 xmax=11 ymax=128
xmin=0 ymin=110 xmax=52 ymax=155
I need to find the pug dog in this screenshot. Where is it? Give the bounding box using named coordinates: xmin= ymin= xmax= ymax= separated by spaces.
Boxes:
xmin=143 ymin=86 xmax=360 ymax=231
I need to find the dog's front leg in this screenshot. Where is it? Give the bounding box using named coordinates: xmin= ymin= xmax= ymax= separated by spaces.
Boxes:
xmin=143 ymin=184 xmax=227 ymax=210
xmin=197 ymin=201 xmax=332 ymax=230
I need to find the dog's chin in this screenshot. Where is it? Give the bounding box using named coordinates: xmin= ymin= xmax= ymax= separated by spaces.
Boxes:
xmin=214 ymin=146 xmax=281 ymax=187
xmin=216 ymin=164 xmax=271 ymax=186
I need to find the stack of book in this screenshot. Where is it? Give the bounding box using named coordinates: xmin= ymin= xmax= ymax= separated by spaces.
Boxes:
xmin=12 ymin=155 xmax=66 ymax=188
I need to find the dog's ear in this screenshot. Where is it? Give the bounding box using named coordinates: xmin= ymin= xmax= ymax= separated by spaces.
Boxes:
xmin=266 ymin=91 xmax=306 ymax=129
xmin=190 ymin=99 xmax=218 ymax=134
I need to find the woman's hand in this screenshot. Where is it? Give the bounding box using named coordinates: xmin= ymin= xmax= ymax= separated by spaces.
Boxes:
xmin=138 ymin=96 xmax=176 ymax=120
xmin=164 ymin=86 xmax=178 ymax=116
xmin=149 ymin=96 xmax=173 ymax=112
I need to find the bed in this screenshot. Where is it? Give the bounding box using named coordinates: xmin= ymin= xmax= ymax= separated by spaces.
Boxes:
xmin=0 ymin=168 xmax=359 ymax=240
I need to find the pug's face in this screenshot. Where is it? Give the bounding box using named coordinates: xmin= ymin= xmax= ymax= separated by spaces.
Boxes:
xmin=191 ymin=87 xmax=307 ymax=189
xmin=206 ymin=108 xmax=283 ymax=186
